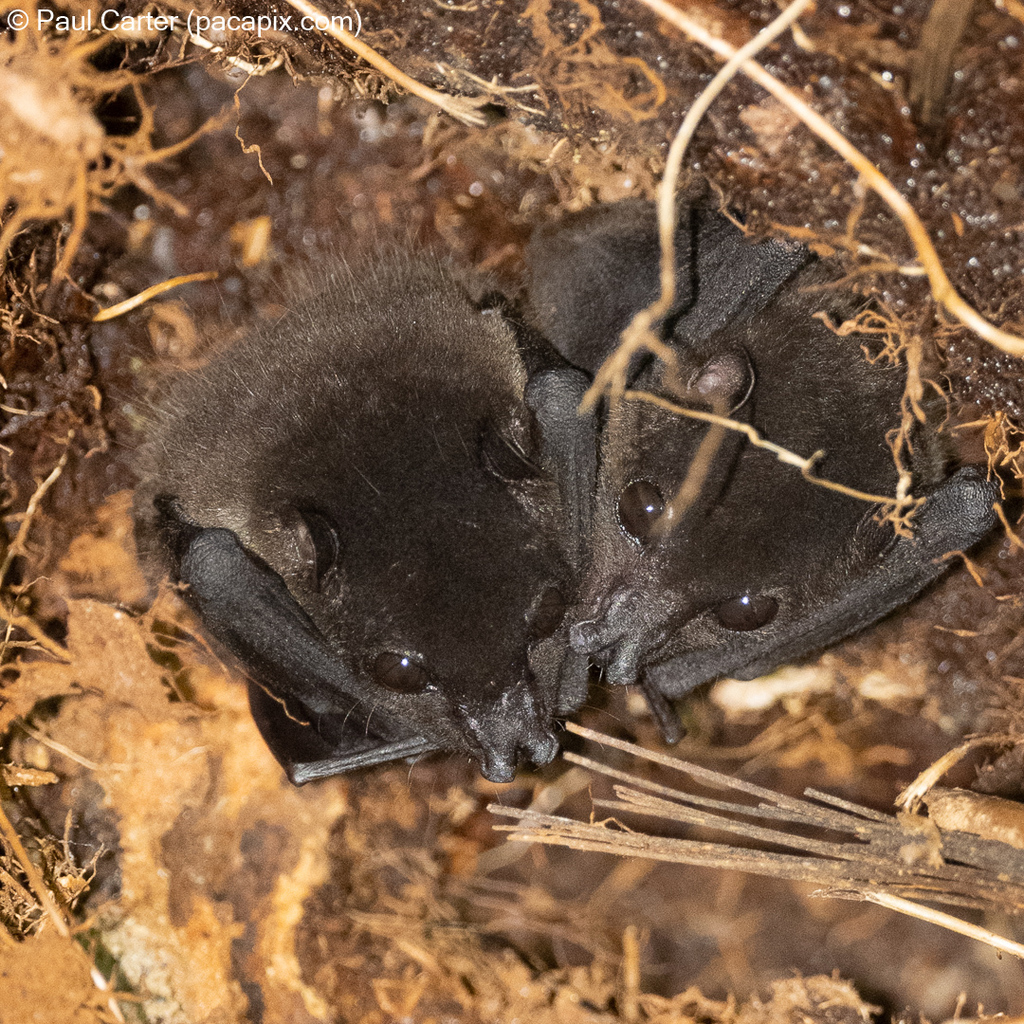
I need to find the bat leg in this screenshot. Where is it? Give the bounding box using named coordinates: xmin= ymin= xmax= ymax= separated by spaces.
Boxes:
xmin=639 ymin=676 xmax=685 ymax=745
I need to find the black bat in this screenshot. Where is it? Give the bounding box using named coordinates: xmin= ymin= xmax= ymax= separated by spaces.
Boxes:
xmin=526 ymin=200 xmax=997 ymax=739
xmin=135 ymin=253 xmax=597 ymax=783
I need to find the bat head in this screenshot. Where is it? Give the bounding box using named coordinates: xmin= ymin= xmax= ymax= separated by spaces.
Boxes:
xmin=137 ymin=255 xmax=596 ymax=783
xmin=526 ymin=201 xmax=997 ymax=721
xmin=571 ymin=303 xmax=996 ymax=699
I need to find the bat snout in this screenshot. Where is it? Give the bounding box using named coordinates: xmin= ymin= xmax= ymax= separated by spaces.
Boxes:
xmin=569 ymin=586 xmax=674 ymax=686
xmin=478 ymin=728 xmax=560 ymax=784
xmin=451 ymin=678 xmax=561 ymax=782
xmin=569 ymin=588 xmax=640 ymax=653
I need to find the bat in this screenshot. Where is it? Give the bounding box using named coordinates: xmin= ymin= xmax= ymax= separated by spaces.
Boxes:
xmin=135 ymin=253 xmax=597 ymax=783
xmin=525 ymin=200 xmax=998 ymax=739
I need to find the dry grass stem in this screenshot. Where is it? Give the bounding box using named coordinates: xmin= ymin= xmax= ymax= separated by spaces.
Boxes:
xmin=436 ymin=65 xmax=548 ymax=117
xmin=0 ymin=803 xmax=70 ymax=938
xmin=620 ymin=924 xmax=642 ymax=1022
xmin=14 ymin=719 xmax=103 ymax=771
xmin=896 ymin=735 xmax=1020 ymax=812
xmin=625 ymin=389 xmax=921 ymax=516
xmin=583 ymin=0 xmax=812 ymax=411
xmin=282 ymin=0 xmax=489 ymax=126
xmin=652 ymin=0 xmax=814 ymax=332
xmin=0 ymin=446 xmax=72 ymax=660
xmin=995 ymin=501 xmax=1024 ymax=552
xmin=186 ymin=28 xmax=285 ymax=76
xmin=818 ymin=888 xmax=1024 ymax=960
xmin=0 ymin=446 xmax=70 ymax=587
xmin=490 ymin=725 xmax=1024 ymax=927
xmin=92 ymin=271 xmax=219 ymax=322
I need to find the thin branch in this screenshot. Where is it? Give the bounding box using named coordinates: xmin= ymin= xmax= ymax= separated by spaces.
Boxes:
xmin=819 ymin=888 xmax=1024 ymax=960
xmin=15 ymin=719 xmax=103 ymax=771
xmin=490 ymin=725 xmax=1024 ymax=947
xmin=896 ymin=734 xmax=1019 ymax=812
xmin=0 ymin=802 xmax=70 ymax=937
xmin=584 ymin=0 xmax=815 ymax=409
xmin=624 ymin=389 xmax=920 ymax=511
xmin=0 ymin=447 xmax=69 ymax=587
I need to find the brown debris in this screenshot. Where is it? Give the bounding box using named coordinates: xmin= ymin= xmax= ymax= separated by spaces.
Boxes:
xmin=1 ymin=0 xmax=1024 ymax=1019
xmin=924 ymin=786 xmax=1024 ymax=850
xmin=0 ymin=927 xmax=117 ymax=1024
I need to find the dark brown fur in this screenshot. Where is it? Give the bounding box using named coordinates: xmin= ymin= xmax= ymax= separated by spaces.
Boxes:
xmin=135 ymin=253 xmax=595 ymax=782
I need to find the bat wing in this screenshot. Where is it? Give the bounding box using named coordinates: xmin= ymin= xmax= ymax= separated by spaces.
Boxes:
xmin=646 ymin=467 xmax=999 ymax=697
xmin=155 ymin=496 xmax=434 ymax=781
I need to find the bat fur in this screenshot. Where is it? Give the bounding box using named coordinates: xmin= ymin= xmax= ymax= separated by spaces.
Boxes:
xmin=135 ymin=252 xmax=595 ymax=783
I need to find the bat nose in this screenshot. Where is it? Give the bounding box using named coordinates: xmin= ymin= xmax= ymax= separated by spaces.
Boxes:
xmin=454 ymin=680 xmax=561 ymax=783
xmin=569 ymin=588 xmax=644 ymax=654
xmin=479 ymin=728 xmax=559 ymax=784
xmin=569 ymin=587 xmax=673 ymax=686
xmin=569 ymin=616 xmax=612 ymax=653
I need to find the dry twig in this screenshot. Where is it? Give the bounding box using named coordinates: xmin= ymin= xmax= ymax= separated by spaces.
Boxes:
xmin=586 ymin=0 xmax=920 ymax=528
xmin=0 ymin=447 xmax=71 ymax=660
xmin=491 ymin=725 xmax=1024 ymax=959
xmin=281 ymin=0 xmax=488 ymax=126
xmin=92 ymin=271 xmax=219 ymax=322
xmin=625 ymin=389 xmax=922 ymax=517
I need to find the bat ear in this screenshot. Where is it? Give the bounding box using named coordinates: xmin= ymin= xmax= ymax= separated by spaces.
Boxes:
xmin=526 ymin=367 xmax=598 ymax=567
xmin=154 ymin=496 xmax=436 ymax=782
xmin=154 ymin=499 xmax=379 ymax=713
xmin=670 ymin=211 xmax=809 ymax=344
xmin=479 ymin=417 xmax=543 ymax=483
xmin=524 ymin=201 xmax=809 ymax=376
xmin=665 ymin=346 xmax=755 ymax=414
xmin=864 ymin=465 xmax=998 ymax=585
xmin=524 ymin=200 xmax=696 ymax=375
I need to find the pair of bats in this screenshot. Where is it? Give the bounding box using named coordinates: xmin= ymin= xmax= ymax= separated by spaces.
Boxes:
xmin=135 ymin=203 xmax=997 ymax=783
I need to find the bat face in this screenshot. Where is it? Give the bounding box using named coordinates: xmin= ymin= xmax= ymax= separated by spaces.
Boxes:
xmin=526 ymin=201 xmax=998 ymax=720
xmin=136 ymin=255 xmax=596 ymax=783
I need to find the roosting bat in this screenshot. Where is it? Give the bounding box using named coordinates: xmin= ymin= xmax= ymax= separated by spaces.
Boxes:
xmin=135 ymin=254 xmax=596 ymax=783
xmin=526 ymin=200 xmax=998 ymax=739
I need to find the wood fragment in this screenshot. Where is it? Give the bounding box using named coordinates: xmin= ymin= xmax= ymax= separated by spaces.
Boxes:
xmin=490 ymin=726 xmax=1024 ymax=931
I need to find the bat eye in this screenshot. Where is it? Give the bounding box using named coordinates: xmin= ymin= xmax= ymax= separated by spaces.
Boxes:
xmin=715 ymin=594 xmax=778 ymax=631
xmin=618 ymin=480 xmax=664 ymax=543
xmin=295 ymin=509 xmax=340 ymax=587
xmin=530 ymin=586 xmax=566 ymax=640
xmin=373 ymin=652 xmax=430 ymax=693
